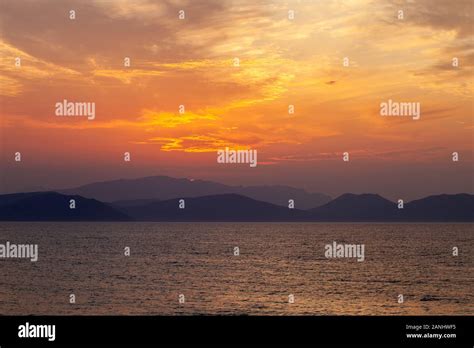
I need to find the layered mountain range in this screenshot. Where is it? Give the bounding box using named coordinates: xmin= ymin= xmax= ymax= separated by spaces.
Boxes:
xmin=0 ymin=176 xmax=472 ymax=222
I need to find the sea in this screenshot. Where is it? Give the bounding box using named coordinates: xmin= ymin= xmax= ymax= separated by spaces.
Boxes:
xmin=0 ymin=222 xmax=472 ymax=315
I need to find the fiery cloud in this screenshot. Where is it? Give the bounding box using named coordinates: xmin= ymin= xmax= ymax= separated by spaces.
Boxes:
xmin=0 ymin=0 xmax=472 ymax=198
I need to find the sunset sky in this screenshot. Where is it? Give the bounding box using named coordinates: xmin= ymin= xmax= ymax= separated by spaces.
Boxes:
xmin=0 ymin=0 xmax=472 ymax=200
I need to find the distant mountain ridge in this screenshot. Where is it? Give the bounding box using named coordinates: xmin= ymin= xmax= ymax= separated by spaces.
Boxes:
xmin=0 ymin=192 xmax=130 ymax=221
xmin=403 ymin=193 xmax=474 ymax=221
xmin=57 ymin=175 xmax=332 ymax=210
xmin=123 ymin=193 xmax=308 ymax=221
xmin=310 ymin=193 xmax=474 ymax=221
xmin=310 ymin=193 xmax=400 ymax=221
xmin=0 ymin=191 xmax=472 ymax=222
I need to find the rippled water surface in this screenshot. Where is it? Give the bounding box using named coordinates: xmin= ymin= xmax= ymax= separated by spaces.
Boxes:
xmin=0 ymin=222 xmax=472 ymax=315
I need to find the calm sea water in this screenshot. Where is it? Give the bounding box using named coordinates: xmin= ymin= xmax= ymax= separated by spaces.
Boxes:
xmin=0 ymin=222 xmax=472 ymax=315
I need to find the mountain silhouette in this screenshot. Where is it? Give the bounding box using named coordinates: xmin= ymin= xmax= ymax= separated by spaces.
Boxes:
xmin=310 ymin=193 xmax=400 ymax=221
xmin=0 ymin=191 xmax=472 ymax=222
xmin=0 ymin=192 xmax=130 ymax=221
xmin=310 ymin=193 xmax=473 ymax=221
xmin=58 ymin=175 xmax=331 ymax=209
xmin=112 ymin=198 xmax=161 ymax=208
xmin=122 ymin=193 xmax=309 ymax=221
xmin=403 ymin=194 xmax=474 ymax=221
